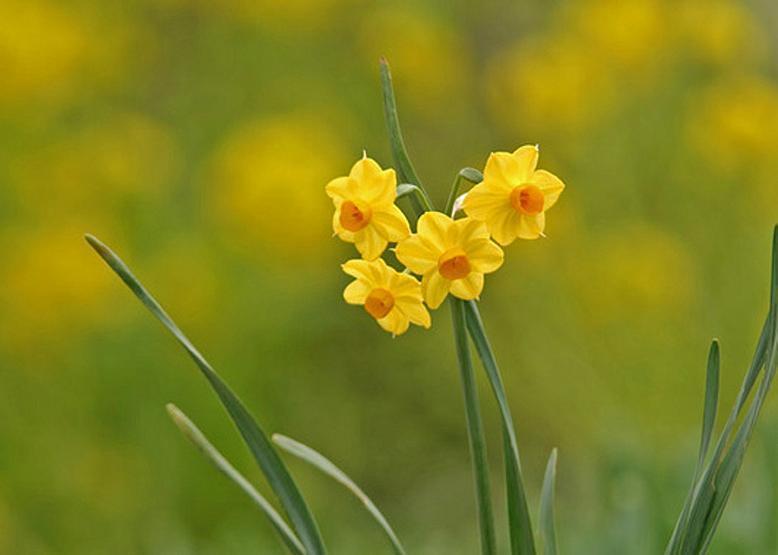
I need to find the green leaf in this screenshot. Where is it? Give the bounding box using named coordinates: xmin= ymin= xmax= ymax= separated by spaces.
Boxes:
xmin=465 ymin=301 xmax=536 ymax=555
xmin=675 ymin=228 xmax=778 ymax=554
xmin=379 ymin=57 xmax=432 ymax=212
xmin=272 ymin=434 xmax=407 ymax=555
xmin=538 ymin=449 xmax=558 ymax=555
xmin=167 ymin=405 xmax=305 ymax=555
xmin=85 ymin=234 xmax=327 ymax=555
xmin=451 ymin=299 xmax=497 ymax=555
xmin=664 ymin=340 xmax=720 ymax=554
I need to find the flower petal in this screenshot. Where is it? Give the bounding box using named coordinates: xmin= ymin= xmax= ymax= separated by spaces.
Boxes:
xmin=517 ymin=213 xmax=545 ymax=240
xmin=512 ymin=145 xmax=539 ymax=182
xmin=372 ymin=204 xmax=410 ymax=242
xmin=395 ymin=235 xmax=438 ymax=274
xmin=484 ymin=151 xmax=521 ymax=186
xmin=462 ymin=182 xmax=511 ymax=222
xmin=450 ymin=272 xmax=484 ymax=300
xmin=343 ymin=279 xmax=371 ymax=304
xmin=422 ymin=271 xmax=451 ymax=309
xmin=489 ymin=209 xmax=522 ymax=246
xmin=468 ymin=240 xmax=504 ymax=274
xmin=350 ymin=157 xmax=396 ymax=206
xmin=455 ymin=217 xmax=491 ymax=246
xmin=396 ymin=298 xmax=431 ymax=328
xmin=531 ymin=169 xmax=565 ymax=210
xmin=354 ymin=226 xmax=388 ymax=260
xmin=325 ymin=176 xmax=356 ymax=202
xmin=389 ymin=271 xmax=424 ymax=300
xmin=377 ymin=308 xmax=410 ymax=336
xmin=342 ymin=259 xmax=380 ymax=284
xmin=416 ymin=211 xmax=453 ymax=252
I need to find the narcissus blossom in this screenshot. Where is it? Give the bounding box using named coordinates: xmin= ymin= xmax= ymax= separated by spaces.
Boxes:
xmin=463 ymin=145 xmax=565 ymax=244
xmin=326 ymin=156 xmax=411 ymax=260
xmin=342 ymin=258 xmax=431 ymax=336
xmin=395 ymin=212 xmax=504 ymax=309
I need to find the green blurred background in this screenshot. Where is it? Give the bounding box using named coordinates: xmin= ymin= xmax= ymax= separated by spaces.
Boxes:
xmin=1 ymin=0 xmax=777 ymax=553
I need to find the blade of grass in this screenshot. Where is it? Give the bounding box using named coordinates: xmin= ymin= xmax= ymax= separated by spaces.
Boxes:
xmin=665 ymin=340 xmax=720 ymax=554
xmin=465 ymin=300 xmax=537 ymax=555
xmin=538 ymin=448 xmax=558 ymax=555
xmin=86 ymin=234 xmax=327 ymax=555
xmin=451 ymin=298 xmax=497 ymax=555
xmin=272 ymin=434 xmax=407 ymax=555
xmin=166 ymin=405 xmax=305 ymax=555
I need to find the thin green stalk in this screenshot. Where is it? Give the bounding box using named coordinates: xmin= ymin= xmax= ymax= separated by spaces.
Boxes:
xmin=444 ymin=168 xmax=484 ymax=215
xmin=451 ymin=298 xmax=497 ymax=555
xmin=465 ymin=301 xmax=537 ymax=555
xmin=396 ymin=183 xmax=433 ymax=213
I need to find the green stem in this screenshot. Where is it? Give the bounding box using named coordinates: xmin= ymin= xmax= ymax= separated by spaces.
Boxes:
xmin=450 ymin=298 xmax=497 ymax=555
xmin=444 ymin=168 xmax=484 ymax=216
xmin=465 ymin=301 xmax=537 ymax=555
xmin=396 ymin=183 xmax=433 ymax=213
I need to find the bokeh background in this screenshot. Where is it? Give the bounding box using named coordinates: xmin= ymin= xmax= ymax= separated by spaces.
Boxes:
xmin=1 ymin=0 xmax=778 ymax=553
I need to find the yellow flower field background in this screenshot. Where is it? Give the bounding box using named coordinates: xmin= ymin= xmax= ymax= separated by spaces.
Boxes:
xmin=1 ymin=0 xmax=777 ymax=553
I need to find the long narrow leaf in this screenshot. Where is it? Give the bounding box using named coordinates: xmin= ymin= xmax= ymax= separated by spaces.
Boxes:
xmin=451 ymin=299 xmax=497 ymax=555
xmin=167 ymin=405 xmax=305 ymax=555
xmin=538 ymin=448 xmax=558 ymax=555
xmin=272 ymin=434 xmax=406 ymax=555
xmin=677 ymin=227 xmax=778 ymax=554
xmin=465 ymin=301 xmax=537 ymax=555
xmin=86 ymin=234 xmax=327 ymax=555
xmin=665 ymin=340 xmax=720 ymax=553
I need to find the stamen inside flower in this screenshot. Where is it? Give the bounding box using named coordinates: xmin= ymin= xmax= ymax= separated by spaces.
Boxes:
xmin=438 ymin=248 xmax=471 ymax=280
xmin=364 ymin=288 xmax=394 ymax=319
xmin=340 ymin=200 xmax=372 ymax=232
xmin=510 ymin=185 xmax=544 ymax=215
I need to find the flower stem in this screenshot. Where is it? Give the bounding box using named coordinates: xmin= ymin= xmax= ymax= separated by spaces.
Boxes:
xmin=444 ymin=167 xmax=484 ymax=216
xmin=450 ymin=297 xmax=497 ymax=555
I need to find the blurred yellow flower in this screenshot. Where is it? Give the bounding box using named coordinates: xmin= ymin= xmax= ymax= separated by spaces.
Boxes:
xmin=342 ymin=258 xmax=430 ymax=336
xmin=326 ymin=156 xmax=410 ymax=261
xmin=211 ymin=114 xmax=347 ymax=261
xmin=463 ymin=146 xmax=565 ymax=245
xmin=688 ymin=77 xmax=778 ymax=174
xmin=395 ymin=213 xmax=503 ymax=309
xmin=0 ymin=0 xmax=87 ymax=106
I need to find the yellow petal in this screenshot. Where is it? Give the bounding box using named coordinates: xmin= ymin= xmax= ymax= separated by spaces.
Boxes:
xmin=489 ymin=209 xmax=522 ymax=246
xmin=372 ymin=204 xmax=410 ymax=242
xmin=377 ymin=307 xmax=410 ymax=336
xmin=354 ymin=226 xmax=388 ymax=260
xmin=512 ymin=145 xmax=539 ymax=182
xmin=395 ymin=234 xmax=438 ymax=274
xmin=396 ymin=298 xmax=431 ymax=328
xmin=422 ymin=271 xmax=450 ymax=309
xmin=531 ymin=169 xmax=565 ymax=210
xmin=325 ymin=176 xmax=355 ymax=202
xmin=350 ymin=157 xmax=396 ymax=206
xmin=450 ymin=272 xmax=484 ymax=300
xmin=468 ymin=240 xmax=504 ymax=274
xmin=462 ymin=182 xmax=511 ymax=222
xmin=343 ymin=279 xmax=371 ymax=304
xmin=455 ymin=217 xmax=490 ymax=247
xmin=416 ymin=211 xmax=453 ymax=252
xmin=389 ymin=271 xmax=424 ymax=300
xmin=517 ymin=213 xmax=545 ymax=240
xmin=342 ymin=259 xmax=380 ymax=285
xmin=483 ymin=151 xmax=521 ymax=186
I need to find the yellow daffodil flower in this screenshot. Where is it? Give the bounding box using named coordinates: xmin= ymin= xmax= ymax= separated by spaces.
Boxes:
xmin=463 ymin=145 xmax=565 ymax=245
xmin=342 ymin=258 xmax=431 ymax=335
xmin=395 ymin=212 xmax=504 ymax=309
xmin=326 ymin=156 xmax=411 ymax=260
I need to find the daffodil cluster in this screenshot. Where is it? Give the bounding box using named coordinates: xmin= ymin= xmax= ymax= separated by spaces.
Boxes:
xmin=327 ymin=146 xmax=565 ymax=335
